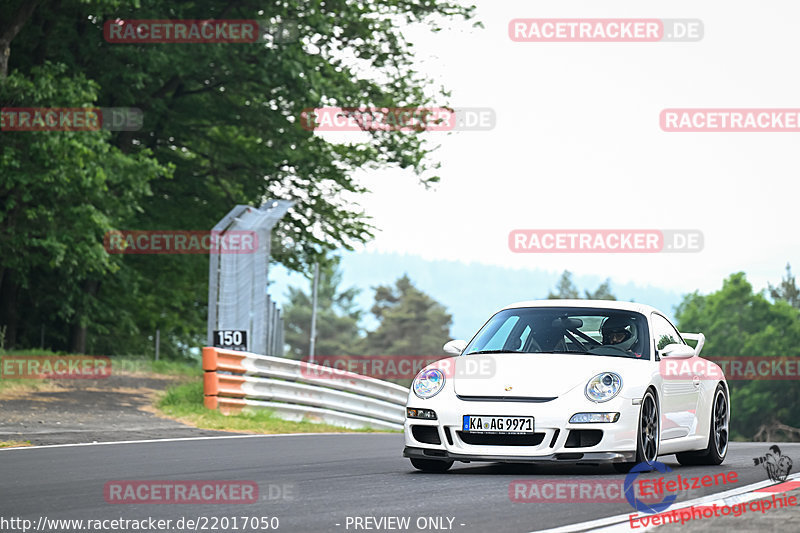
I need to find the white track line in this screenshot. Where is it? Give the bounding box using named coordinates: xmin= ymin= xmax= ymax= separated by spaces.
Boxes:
xmin=528 ymin=472 xmax=800 ymax=533
xmin=0 ymin=432 xmax=394 ymax=451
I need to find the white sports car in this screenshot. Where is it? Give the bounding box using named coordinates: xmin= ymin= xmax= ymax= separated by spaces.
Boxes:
xmin=403 ymin=300 xmax=729 ymax=473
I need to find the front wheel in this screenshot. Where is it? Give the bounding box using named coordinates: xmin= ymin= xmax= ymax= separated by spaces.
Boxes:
xmin=676 ymin=384 xmax=728 ymax=466
xmin=613 ymin=389 xmax=660 ymax=473
xmin=410 ymin=458 xmax=453 ymax=473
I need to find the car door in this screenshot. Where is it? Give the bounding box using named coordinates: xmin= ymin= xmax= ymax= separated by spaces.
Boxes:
xmin=651 ymin=313 xmax=700 ymax=439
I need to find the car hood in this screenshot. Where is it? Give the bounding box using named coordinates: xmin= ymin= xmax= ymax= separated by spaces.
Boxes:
xmin=451 ymin=353 xmax=639 ymax=398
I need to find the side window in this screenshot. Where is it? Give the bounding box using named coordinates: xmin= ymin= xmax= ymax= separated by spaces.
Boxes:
xmin=651 ymin=314 xmax=684 ymax=352
xmin=480 ymin=316 xmax=520 ymax=351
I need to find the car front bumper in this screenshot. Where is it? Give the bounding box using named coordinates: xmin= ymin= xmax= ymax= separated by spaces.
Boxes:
xmin=404 ymin=393 xmax=642 ymax=464
xmin=403 ymin=446 xmax=636 ymax=464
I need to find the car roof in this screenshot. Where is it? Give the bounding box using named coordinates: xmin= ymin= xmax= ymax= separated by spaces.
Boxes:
xmin=500 ymin=299 xmax=661 ymax=316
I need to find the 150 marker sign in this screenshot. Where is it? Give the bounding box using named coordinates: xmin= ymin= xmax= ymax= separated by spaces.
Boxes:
xmin=213 ymin=330 xmax=248 ymax=351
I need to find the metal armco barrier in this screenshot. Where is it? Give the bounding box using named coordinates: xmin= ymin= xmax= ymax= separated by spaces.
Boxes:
xmin=202 ymin=347 xmax=408 ymax=430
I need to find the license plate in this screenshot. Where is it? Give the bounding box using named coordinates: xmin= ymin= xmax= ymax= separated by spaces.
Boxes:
xmin=462 ymin=415 xmax=534 ymax=434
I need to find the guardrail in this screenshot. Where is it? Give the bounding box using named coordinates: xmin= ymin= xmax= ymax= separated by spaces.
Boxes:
xmin=202 ymin=347 xmax=408 ymax=430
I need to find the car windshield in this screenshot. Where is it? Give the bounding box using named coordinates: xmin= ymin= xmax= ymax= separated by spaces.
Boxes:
xmin=463 ymin=307 xmax=650 ymax=360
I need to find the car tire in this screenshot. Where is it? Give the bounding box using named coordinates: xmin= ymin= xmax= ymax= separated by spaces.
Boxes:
xmin=410 ymin=458 xmax=453 ymax=473
xmin=676 ymin=384 xmax=728 ymax=466
xmin=613 ymin=388 xmax=660 ymax=474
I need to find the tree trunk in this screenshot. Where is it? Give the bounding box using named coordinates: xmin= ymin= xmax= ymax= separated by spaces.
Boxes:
xmin=0 ymin=270 xmax=19 ymax=349
xmin=0 ymin=0 xmax=42 ymax=78
xmin=69 ymin=280 xmax=100 ymax=353
xmin=0 ymin=43 xmax=8 ymax=79
xmin=70 ymin=322 xmax=87 ymax=354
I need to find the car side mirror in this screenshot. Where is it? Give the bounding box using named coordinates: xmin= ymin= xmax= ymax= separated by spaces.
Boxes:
xmin=443 ymin=339 xmax=467 ymax=356
xmin=660 ymin=343 xmax=695 ymax=359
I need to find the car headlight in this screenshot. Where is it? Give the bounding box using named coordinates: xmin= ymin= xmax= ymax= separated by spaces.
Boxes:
xmin=585 ymin=372 xmax=622 ymax=403
xmin=569 ymin=412 xmax=620 ymax=423
xmin=413 ymin=369 xmax=445 ymax=399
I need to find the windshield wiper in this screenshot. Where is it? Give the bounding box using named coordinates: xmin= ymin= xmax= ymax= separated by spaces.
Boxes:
xmin=465 ymin=350 xmax=512 ymax=355
xmin=550 ymin=350 xmax=594 ymax=355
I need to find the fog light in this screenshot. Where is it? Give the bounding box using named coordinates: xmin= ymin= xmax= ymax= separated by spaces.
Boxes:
xmin=569 ymin=412 xmax=620 ymax=423
xmin=407 ymin=408 xmax=437 ymax=420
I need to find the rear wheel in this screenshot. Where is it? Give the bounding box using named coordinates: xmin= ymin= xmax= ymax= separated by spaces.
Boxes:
xmin=410 ymin=458 xmax=453 ymax=473
xmin=613 ymin=389 xmax=660 ymax=473
xmin=676 ymin=384 xmax=728 ymax=466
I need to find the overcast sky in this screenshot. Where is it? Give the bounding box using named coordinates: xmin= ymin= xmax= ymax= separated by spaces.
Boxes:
xmin=328 ymin=0 xmax=799 ymax=295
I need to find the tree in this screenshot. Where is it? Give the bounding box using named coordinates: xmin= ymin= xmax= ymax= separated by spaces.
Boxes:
xmin=769 ymin=263 xmax=800 ymax=309
xmin=361 ymin=275 xmax=452 ymax=355
xmin=547 ymin=270 xmax=616 ymax=300
xmin=283 ymin=258 xmax=362 ymax=359
xmin=547 ymin=271 xmax=579 ymax=299
xmin=675 ymin=272 xmax=800 ymax=440
xmin=0 ymin=0 xmax=477 ymax=354
xmin=0 ymin=63 xmax=167 ymax=352
xmin=584 ymin=279 xmax=615 ymax=300
xmin=0 ymin=0 xmax=41 ymax=78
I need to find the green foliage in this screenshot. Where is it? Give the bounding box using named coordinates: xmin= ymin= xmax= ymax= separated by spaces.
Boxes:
xmin=0 ymin=0 xmax=476 ymax=354
xmin=547 ymin=270 xmax=616 ymax=300
xmin=548 ymin=271 xmax=579 ymax=299
xmin=0 ymin=440 xmax=32 ymax=448
xmin=0 ymin=62 xmax=168 ymax=352
xmin=0 ymin=349 xmax=197 ymax=392
xmin=769 ymin=263 xmax=800 ymax=309
xmin=283 ymin=257 xmax=363 ymax=359
xmin=361 ymin=274 xmax=452 ymax=355
xmin=284 ymin=268 xmax=452 ymax=369
xmin=585 ymin=279 xmax=616 ymax=300
xmin=159 ymin=380 xmax=205 ymax=408
xmin=656 ymin=334 xmax=678 ymax=351
xmin=109 ymin=355 xmax=200 ymax=377
xmin=675 ymin=272 xmax=800 ymax=440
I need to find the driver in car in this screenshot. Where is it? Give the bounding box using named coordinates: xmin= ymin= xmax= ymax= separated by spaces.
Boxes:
xmin=600 ymin=317 xmax=639 ymax=356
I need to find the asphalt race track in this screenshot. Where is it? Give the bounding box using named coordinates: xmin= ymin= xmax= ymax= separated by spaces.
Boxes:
xmin=1 ymin=436 xmax=796 ymax=533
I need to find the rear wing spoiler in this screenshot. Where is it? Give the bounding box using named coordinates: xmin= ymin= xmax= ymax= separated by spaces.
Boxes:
xmin=680 ymin=333 xmax=705 ymax=356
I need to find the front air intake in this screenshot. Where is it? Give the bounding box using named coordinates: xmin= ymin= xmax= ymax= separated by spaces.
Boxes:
xmin=564 ymin=429 xmax=603 ymax=448
xmin=457 ymin=432 xmax=546 ymax=446
xmin=411 ymin=425 xmax=441 ymax=445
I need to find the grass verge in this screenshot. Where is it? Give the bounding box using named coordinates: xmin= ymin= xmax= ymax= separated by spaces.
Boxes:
xmin=108 ymin=356 xmax=199 ymax=377
xmin=157 ymin=381 xmax=392 ymax=434
xmin=0 ymin=440 xmax=32 ymax=448
xmin=0 ymin=350 xmax=198 ymax=392
xmin=2 ymin=349 xmax=397 ymax=435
